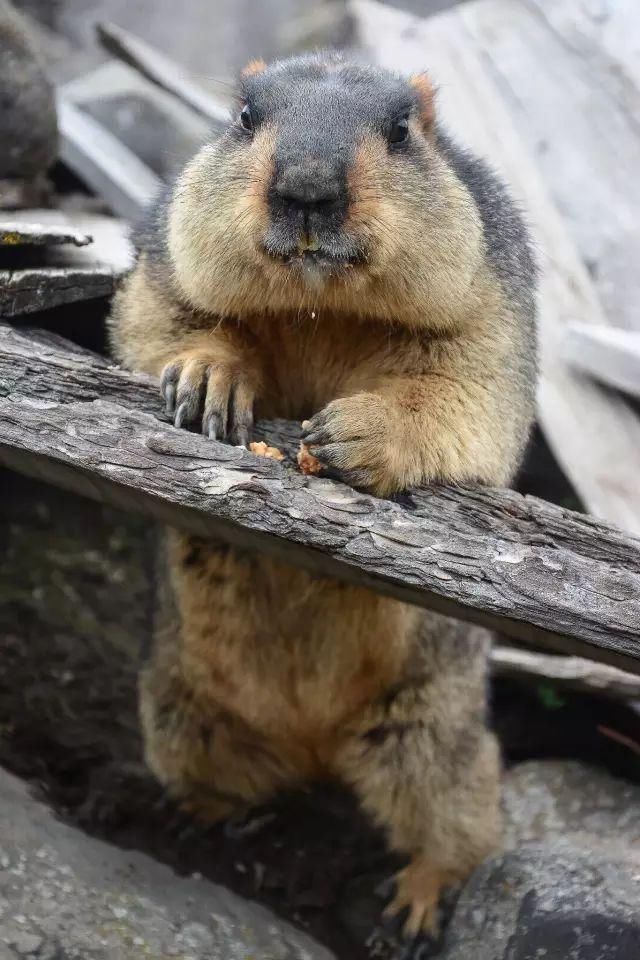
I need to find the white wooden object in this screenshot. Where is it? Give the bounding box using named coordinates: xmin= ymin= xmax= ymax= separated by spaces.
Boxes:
xmin=352 ymin=0 xmax=640 ymax=535
xmin=564 ymin=324 xmax=640 ymax=400
xmin=456 ymin=0 xmax=640 ymax=336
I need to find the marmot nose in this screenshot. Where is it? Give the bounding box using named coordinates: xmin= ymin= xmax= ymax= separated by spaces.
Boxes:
xmin=272 ymin=158 xmax=344 ymax=211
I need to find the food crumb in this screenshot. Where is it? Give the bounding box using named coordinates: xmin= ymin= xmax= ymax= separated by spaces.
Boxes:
xmin=297 ymin=442 xmax=323 ymax=475
xmin=249 ymin=441 xmax=285 ymax=461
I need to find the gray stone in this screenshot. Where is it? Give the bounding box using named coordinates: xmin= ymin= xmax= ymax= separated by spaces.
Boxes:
xmin=9 ymin=932 xmax=43 ymax=955
xmin=439 ymin=763 xmax=640 ymax=960
xmin=439 ymin=846 xmax=640 ymax=960
xmin=0 ymin=767 xmax=335 ymax=960
xmin=0 ymin=0 xmax=58 ymax=182
xmin=504 ymin=760 xmax=640 ymax=869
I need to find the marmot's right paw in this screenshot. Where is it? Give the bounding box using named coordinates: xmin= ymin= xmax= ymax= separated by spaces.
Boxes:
xmin=160 ymin=352 xmax=256 ymax=446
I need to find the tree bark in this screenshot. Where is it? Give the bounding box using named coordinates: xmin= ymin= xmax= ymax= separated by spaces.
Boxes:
xmin=0 ymin=323 xmax=638 ymax=672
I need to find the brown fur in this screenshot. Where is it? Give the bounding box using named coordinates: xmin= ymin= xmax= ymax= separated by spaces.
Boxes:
xmin=241 ymin=57 xmax=267 ymax=78
xmin=409 ymin=73 xmax=436 ymax=130
xmin=110 ymin=58 xmax=535 ymax=937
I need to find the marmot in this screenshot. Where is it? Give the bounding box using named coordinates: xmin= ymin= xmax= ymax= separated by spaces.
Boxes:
xmin=110 ymin=52 xmax=537 ymax=937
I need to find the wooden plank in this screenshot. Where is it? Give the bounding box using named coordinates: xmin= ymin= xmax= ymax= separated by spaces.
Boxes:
xmin=0 ymin=322 xmax=639 ymax=672
xmin=0 ymin=268 xmax=115 ymax=317
xmin=96 ymin=21 xmax=230 ymax=127
xmin=0 ymin=212 xmax=132 ymax=318
xmin=456 ymin=0 xmax=640 ymax=335
xmin=0 ymin=219 xmax=91 ymax=248
xmin=57 ymin=97 xmax=161 ymax=221
xmin=568 ymin=0 xmax=640 ymax=98
xmin=25 ymin=211 xmax=134 ymax=275
xmin=61 ymin=60 xmax=210 ymax=176
xmin=352 ymin=0 xmax=640 ymax=536
xmin=563 ymin=324 xmax=640 ymax=400
xmin=518 ymin=0 xmax=640 ymax=120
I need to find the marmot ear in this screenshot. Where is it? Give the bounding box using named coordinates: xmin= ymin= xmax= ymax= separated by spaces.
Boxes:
xmin=409 ymin=73 xmax=436 ymax=130
xmin=241 ymin=58 xmax=267 ymax=79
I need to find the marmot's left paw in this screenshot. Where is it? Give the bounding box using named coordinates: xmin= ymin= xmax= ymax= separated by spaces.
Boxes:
xmin=301 ymin=394 xmax=416 ymax=495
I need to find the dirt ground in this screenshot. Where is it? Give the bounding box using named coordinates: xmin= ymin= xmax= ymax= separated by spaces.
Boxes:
xmin=1 ymin=454 xmax=639 ymax=959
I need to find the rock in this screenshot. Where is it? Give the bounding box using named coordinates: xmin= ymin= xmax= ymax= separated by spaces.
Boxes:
xmin=9 ymin=932 xmax=43 ymax=955
xmin=439 ymin=762 xmax=640 ymax=960
xmin=439 ymin=846 xmax=640 ymax=960
xmin=0 ymin=768 xmax=335 ymax=960
xmin=503 ymin=760 xmax=640 ymax=868
xmin=0 ymin=0 xmax=58 ymax=207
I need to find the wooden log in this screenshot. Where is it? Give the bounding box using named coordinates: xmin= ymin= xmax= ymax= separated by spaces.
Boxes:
xmin=352 ymin=0 xmax=640 ymax=537
xmin=0 ymin=322 xmax=638 ymax=673
xmin=491 ymin=646 xmax=640 ymax=703
xmin=563 ymin=324 xmax=640 ymax=401
xmin=96 ymin=21 xmax=230 ymax=127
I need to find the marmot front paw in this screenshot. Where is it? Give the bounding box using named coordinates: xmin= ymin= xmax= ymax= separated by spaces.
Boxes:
xmin=160 ymin=351 xmax=257 ymax=446
xmin=301 ymin=393 xmax=420 ymax=496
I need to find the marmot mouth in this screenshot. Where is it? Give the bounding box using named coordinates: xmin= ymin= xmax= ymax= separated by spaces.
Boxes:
xmin=263 ymin=244 xmax=366 ymax=271
xmin=262 ymin=223 xmax=367 ymax=271
xmin=284 ymin=249 xmax=361 ymax=268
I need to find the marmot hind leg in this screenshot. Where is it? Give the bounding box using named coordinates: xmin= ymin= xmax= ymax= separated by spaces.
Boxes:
xmin=139 ymin=648 xmax=299 ymax=824
xmin=332 ymin=618 xmax=502 ymax=937
xmin=139 ymin=533 xmax=301 ymax=824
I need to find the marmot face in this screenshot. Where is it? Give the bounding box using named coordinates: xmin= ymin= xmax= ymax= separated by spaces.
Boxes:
xmin=168 ymin=52 xmax=485 ymax=328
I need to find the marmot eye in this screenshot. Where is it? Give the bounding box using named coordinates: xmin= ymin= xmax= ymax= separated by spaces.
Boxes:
xmin=240 ymin=104 xmax=254 ymax=131
xmin=389 ymin=114 xmax=410 ymax=146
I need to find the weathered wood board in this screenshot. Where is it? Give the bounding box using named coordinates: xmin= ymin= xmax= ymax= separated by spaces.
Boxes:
xmin=0 ymin=219 xmax=91 ymax=248
xmin=474 ymin=0 xmax=640 ymax=335
xmin=0 ymin=212 xmax=132 ymax=318
xmin=57 ymin=98 xmax=161 ymax=222
xmin=0 ymin=323 xmax=638 ymax=672
xmin=61 ymin=59 xmax=211 ymax=180
xmin=352 ymin=0 xmax=640 ymax=537
xmin=563 ymin=324 xmax=640 ymax=400
xmin=0 ymin=268 xmax=115 ymax=317
xmin=96 ymin=21 xmax=230 ymax=127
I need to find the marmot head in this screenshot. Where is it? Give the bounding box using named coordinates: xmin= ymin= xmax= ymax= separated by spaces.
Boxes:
xmin=169 ymin=52 xmax=484 ymax=329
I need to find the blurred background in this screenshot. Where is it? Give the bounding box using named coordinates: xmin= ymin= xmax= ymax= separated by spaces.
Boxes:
xmin=13 ymin=0 xmax=454 ymax=79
